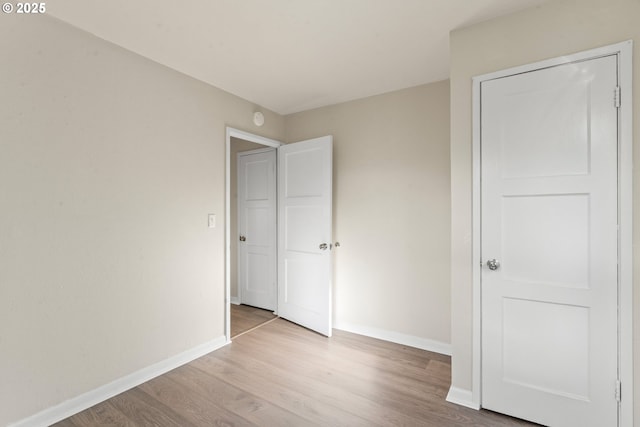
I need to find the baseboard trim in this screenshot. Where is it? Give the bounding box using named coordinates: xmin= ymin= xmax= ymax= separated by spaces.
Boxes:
xmin=446 ymin=386 xmax=480 ymax=410
xmin=333 ymin=321 xmax=451 ymax=356
xmin=230 ymin=297 xmax=240 ymax=305
xmin=9 ymin=336 xmax=229 ymax=427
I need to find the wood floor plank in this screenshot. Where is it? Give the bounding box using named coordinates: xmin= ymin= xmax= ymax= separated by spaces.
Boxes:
xmin=52 ymin=400 xmax=137 ymax=427
xmin=49 ymin=418 xmax=79 ymax=427
xmin=226 ymin=322 xmax=480 ymax=426
xmin=109 ymin=387 xmax=197 ymax=427
xmin=238 ymin=321 xmax=448 ymax=401
xmin=231 ymin=304 xmax=277 ymax=338
xmin=137 ymin=368 xmax=257 ymax=427
xmin=227 ymin=320 xmax=534 ymax=426
xmin=164 ymin=364 xmax=315 ymax=427
xmin=57 ymin=317 xmax=537 ymax=427
xmin=192 ymin=350 xmax=373 ymax=427
xmin=204 ymin=345 xmax=439 ymax=427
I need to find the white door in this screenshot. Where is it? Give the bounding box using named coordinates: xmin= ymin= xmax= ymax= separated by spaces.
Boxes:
xmin=237 ymin=148 xmax=277 ymax=311
xmin=277 ymin=136 xmax=333 ymax=336
xmin=481 ymin=56 xmax=618 ymax=426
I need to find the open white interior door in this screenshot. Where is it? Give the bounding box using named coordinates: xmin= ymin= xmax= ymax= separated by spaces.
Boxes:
xmin=277 ymin=136 xmax=333 ymax=337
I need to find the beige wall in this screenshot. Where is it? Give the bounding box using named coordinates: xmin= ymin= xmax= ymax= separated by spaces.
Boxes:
xmin=285 ymin=81 xmax=451 ymax=349
xmin=449 ymin=0 xmax=640 ymax=420
xmin=229 ymin=137 xmax=271 ymax=300
xmin=0 ymin=15 xmax=284 ymax=426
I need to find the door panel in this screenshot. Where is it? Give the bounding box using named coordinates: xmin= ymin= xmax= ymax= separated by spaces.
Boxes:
xmin=284 ymin=206 xmax=324 ymax=252
xmin=278 ymin=136 xmax=333 ymax=337
xmin=481 ymin=55 xmax=618 ymax=427
xmin=499 ymin=82 xmax=591 ymax=179
xmin=501 ymin=194 xmax=589 ymax=288
xmin=237 ymin=149 xmax=276 ymax=311
xmin=502 ymin=298 xmax=589 ymax=399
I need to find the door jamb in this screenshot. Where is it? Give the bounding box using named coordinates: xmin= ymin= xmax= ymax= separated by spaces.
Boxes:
xmin=470 ymin=40 xmax=633 ymax=425
xmin=225 ymin=127 xmax=282 ymax=343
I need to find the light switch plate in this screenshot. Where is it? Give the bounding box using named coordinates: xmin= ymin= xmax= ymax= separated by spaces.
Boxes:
xmin=208 ymin=214 xmax=216 ymax=228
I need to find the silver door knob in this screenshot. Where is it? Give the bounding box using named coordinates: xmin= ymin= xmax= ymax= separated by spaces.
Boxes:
xmin=486 ymin=259 xmax=500 ymax=270
xmin=319 ymin=243 xmax=328 ymax=250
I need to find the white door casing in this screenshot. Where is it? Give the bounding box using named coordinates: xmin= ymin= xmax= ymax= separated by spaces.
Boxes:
xmin=237 ymin=148 xmax=277 ymax=311
xmin=480 ymin=55 xmax=618 ymax=427
xmin=277 ymin=136 xmax=333 ymax=337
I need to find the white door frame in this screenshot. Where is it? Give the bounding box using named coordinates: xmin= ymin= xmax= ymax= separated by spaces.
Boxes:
xmin=470 ymin=41 xmax=633 ymax=425
xmin=225 ymin=127 xmax=282 ymax=342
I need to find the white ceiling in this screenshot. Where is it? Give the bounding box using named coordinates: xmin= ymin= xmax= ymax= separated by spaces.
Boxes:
xmin=48 ymin=0 xmax=548 ymax=115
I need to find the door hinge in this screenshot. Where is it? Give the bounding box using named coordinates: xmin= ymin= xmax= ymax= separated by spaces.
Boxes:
xmin=614 ymin=86 xmax=621 ymax=108
xmin=615 ymin=380 xmax=622 ymax=402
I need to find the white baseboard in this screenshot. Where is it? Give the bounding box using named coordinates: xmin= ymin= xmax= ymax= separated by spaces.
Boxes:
xmin=446 ymin=386 xmax=480 ymax=410
xmin=9 ymin=336 xmax=229 ymax=427
xmin=230 ymin=297 xmax=240 ymax=305
xmin=333 ymin=321 xmax=452 ymax=356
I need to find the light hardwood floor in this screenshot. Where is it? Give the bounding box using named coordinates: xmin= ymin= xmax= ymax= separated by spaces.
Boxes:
xmin=54 ymin=319 xmax=536 ymax=426
xmin=230 ymin=304 xmax=278 ymax=338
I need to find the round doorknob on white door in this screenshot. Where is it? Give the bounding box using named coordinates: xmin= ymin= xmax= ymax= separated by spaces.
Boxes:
xmin=486 ymin=259 xmax=500 ymax=270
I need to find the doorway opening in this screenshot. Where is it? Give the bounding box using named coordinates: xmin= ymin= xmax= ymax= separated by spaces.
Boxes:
xmin=225 ymin=127 xmax=335 ymax=342
xmin=225 ymin=128 xmax=282 ymax=342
